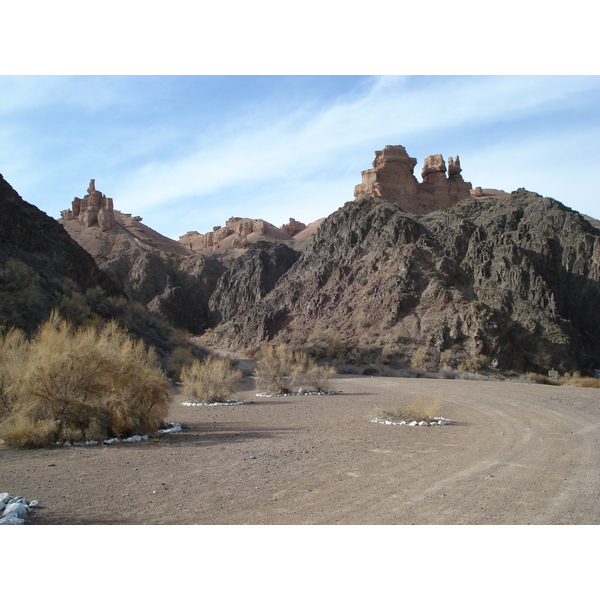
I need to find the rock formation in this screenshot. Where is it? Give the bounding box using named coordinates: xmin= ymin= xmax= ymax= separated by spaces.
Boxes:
xmin=209 ymin=241 xmax=301 ymax=325
xmin=354 ymin=145 xmax=472 ymax=213
xmin=180 ymin=217 xmax=293 ymax=254
xmin=62 ymin=179 xmax=116 ymax=232
xmin=280 ymin=218 xmax=307 ymax=237
xmin=214 ymin=190 xmax=600 ymax=373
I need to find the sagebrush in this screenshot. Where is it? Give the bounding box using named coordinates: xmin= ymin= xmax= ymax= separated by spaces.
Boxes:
xmin=180 ymin=355 xmax=242 ymax=403
xmin=0 ymin=313 xmax=171 ymax=448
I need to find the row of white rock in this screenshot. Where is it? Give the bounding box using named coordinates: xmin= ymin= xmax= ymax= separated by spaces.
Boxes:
xmin=0 ymin=492 xmax=38 ymax=525
xmin=53 ymin=421 xmax=182 ymax=446
xmin=182 ymin=401 xmax=246 ymax=406
xmin=371 ymin=417 xmax=452 ymax=426
xmin=256 ymin=390 xmax=338 ymax=397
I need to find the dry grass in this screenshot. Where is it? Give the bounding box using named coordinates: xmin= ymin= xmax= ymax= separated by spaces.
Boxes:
xmin=180 ymin=355 xmax=242 ymax=403
xmin=0 ymin=313 xmax=171 ymax=448
xmin=522 ymin=372 xmax=561 ymax=386
xmin=369 ymin=395 xmax=444 ymax=424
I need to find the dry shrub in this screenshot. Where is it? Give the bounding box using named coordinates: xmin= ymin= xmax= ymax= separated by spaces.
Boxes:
xmin=165 ymin=345 xmax=196 ymax=381
xmin=459 ymin=349 xmax=490 ymax=373
xmin=0 ymin=313 xmax=171 ymax=448
xmin=522 ymin=372 xmax=560 ymax=386
xmin=440 ymin=349 xmax=454 ymax=368
xmin=370 ymin=395 xmax=444 ymax=424
xmin=294 ymin=353 xmax=336 ymax=392
xmin=180 ymin=355 xmax=242 ymax=403
xmin=255 ymin=343 xmax=302 ymax=394
xmin=561 ymin=376 xmax=600 ymax=388
xmin=410 ymin=346 xmax=429 ymax=371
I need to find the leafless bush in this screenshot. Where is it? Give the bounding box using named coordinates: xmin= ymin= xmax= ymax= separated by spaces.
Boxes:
xmin=295 ymin=354 xmax=336 ymax=392
xmin=255 ymin=343 xmax=303 ymax=394
xmin=0 ymin=313 xmax=171 ymax=448
xmin=180 ymin=355 xmax=242 ymax=403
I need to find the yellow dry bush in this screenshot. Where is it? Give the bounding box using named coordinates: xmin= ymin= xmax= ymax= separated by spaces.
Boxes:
xmin=255 ymin=343 xmax=302 ymax=394
xmin=410 ymin=346 xmax=429 ymax=371
xmin=369 ymin=395 xmax=444 ymax=424
xmin=295 ymin=353 xmax=336 ymax=393
xmin=0 ymin=313 xmax=171 ymax=448
xmin=180 ymin=355 xmax=242 ymax=403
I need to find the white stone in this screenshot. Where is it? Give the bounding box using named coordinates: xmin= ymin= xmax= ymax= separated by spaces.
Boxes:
xmin=29 ymin=500 xmax=39 ymax=508
xmin=3 ymin=502 xmax=29 ymax=518
xmin=0 ymin=515 xmax=25 ymax=525
xmin=0 ymin=492 xmax=10 ymax=504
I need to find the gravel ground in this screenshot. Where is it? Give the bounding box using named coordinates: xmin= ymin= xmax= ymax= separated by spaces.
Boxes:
xmin=2 ymin=374 xmax=599 ymax=525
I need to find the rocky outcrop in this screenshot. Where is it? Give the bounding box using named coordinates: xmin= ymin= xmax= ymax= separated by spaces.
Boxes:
xmin=180 ymin=217 xmax=293 ymax=254
xmin=62 ymin=179 xmax=116 ymax=232
xmin=208 ymin=241 xmax=301 ymax=325
xmin=354 ymin=145 xmax=472 ymax=213
xmin=280 ymin=218 xmax=306 ymax=237
xmin=216 ymin=191 xmax=600 ymax=373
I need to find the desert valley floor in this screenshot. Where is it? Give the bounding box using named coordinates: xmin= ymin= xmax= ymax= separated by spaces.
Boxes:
xmin=2 ymin=375 xmax=599 ymax=525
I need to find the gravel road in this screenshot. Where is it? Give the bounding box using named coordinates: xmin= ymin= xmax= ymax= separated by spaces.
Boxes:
xmin=2 ymin=375 xmax=599 ymax=525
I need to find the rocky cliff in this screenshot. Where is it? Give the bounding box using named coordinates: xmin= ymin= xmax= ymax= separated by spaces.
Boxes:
xmin=216 ymin=190 xmax=600 ymax=373
xmin=208 ymin=241 xmax=301 ymax=325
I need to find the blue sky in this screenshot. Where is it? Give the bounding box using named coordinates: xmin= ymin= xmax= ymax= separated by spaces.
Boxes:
xmin=1 ymin=74 xmax=599 ymax=240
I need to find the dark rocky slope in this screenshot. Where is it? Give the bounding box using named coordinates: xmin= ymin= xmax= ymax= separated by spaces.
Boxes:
xmin=208 ymin=241 xmax=301 ymax=325
xmin=0 ymin=173 xmax=123 ymax=332
xmin=0 ymin=174 xmax=190 ymax=358
xmin=216 ymin=190 xmax=600 ymax=373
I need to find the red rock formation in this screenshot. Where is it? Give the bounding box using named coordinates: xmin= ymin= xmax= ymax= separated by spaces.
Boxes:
xmin=64 ymin=179 xmax=116 ymax=231
xmin=354 ymin=145 xmax=472 ymax=214
xmin=280 ymin=218 xmax=306 ymax=237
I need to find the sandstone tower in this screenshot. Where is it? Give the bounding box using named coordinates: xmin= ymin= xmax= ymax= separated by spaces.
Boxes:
xmin=354 ymin=145 xmax=472 ymax=213
xmin=61 ymin=179 xmax=115 ymax=231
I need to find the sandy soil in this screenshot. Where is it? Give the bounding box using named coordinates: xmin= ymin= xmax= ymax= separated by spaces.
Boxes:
xmin=2 ymin=375 xmax=599 ymax=525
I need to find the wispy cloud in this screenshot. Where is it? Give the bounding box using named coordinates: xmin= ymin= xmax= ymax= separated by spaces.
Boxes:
xmin=1 ymin=75 xmax=598 ymax=238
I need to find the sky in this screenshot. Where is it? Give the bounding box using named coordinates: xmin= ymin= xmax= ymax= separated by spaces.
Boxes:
xmin=1 ymin=74 xmax=598 ymax=240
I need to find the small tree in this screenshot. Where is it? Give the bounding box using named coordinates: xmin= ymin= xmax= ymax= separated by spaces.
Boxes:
xmin=180 ymin=355 xmax=242 ymax=403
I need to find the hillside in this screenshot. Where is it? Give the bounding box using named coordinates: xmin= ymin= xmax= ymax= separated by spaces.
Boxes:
xmin=213 ymin=189 xmax=600 ymax=373
xmin=0 ymin=173 xmax=192 ymax=357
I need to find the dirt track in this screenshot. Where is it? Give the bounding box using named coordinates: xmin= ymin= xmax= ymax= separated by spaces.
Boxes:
xmin=2 ymin=375 xmax=599 ymax=525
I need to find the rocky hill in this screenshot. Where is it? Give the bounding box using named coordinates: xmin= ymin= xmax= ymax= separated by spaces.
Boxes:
xmin=0 ymin=173 xmax=123 ymax=332
xmin=0 ymin=173 xmax=195 ymax=359
xmin=59 ymin=181 xmax=323 ymax=332
xmin=213 ymin=186 xmax=600 ymax=373
xmin=47 ymin=146 xmax=600 ymax=374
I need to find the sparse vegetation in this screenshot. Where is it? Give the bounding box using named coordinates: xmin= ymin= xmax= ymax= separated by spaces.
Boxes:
xmin=459 ymin=348 xmax=490 ymax=373
xmin=180 ymin=355 xmax=242 ymax=403
xmin=0 ymin=313 xmax=171 ymax=448
xmin=254 ymin=343 xmax=301 ymax=394
xmin=369 ymin=395 xmax=444 ymax=424
xmin=521 ymin=371 xmax=600 ymax=388
xmin=297 ymin=354 xmax=336 ymax=392
xmin=410 ymin=346 xmax=429 ymax=371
